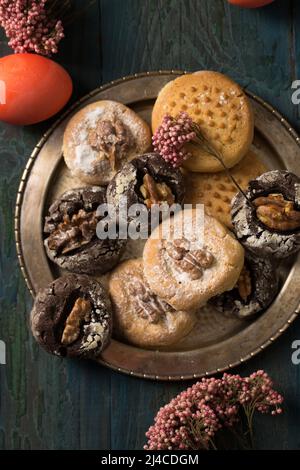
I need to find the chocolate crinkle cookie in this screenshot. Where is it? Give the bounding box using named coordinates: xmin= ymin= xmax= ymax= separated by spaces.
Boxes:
xmin=44 ymin=186 xmax=126 ymax=274
xmin=231 ymin=170 xmax=300 ymax=259
xmin=30 ymin=274 xmax=112 ymax=358
xmin=210 ymin=251 xmax=279 ymax=319
xmin=106 ymin=153 xmax=185 ymax=229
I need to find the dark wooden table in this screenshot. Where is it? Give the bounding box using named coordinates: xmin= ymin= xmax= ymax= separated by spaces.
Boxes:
xmin=0 ymin=0 xmax=300 ymax=450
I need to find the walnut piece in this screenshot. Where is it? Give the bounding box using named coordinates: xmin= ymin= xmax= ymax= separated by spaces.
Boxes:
xmin=237 ymin=265 xmax=252 ymax=301
xmin=140 ymin=174 xmax=175 ymax=209
xmin=165 ymin=238 xmax=214 ymax=280
xmin=61 ymin=298 xmax=92 ymax=345
xmin=253 ymin=193 xmax=300 ymax=231
xmin=47 ymin=209 xmax=98 ymax=254
xmin=88 ymin=119 xmax=132 ymax=170
xmin=129 ymin=281 xmax=169 ymax=323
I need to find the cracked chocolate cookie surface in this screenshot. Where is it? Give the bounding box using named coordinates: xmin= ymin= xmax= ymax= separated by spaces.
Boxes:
xmin=106 ymin=153 xmax=185 ymax=231
xmin=44 ymin=186 xmax=126 ymax=274
xmin=231 ymin=170 xmax=300 ymax=259
xmin=210 ymin=251 xmax=279 ymax=319
xmin=30 ymin=274 xmax=112 ymax=358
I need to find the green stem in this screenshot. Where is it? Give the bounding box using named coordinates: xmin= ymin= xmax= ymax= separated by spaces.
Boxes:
xmin=209 ymin=438 xmax=217 ymax=450
xmin=191 ymin=124 xmax=254 ymax=208
xmin=226 ymin=424 xmax=251 ymax=450
xmin=243 ymin=405 xmax=255 ymax=449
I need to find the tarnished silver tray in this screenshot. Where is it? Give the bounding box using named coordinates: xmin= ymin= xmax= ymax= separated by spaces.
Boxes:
xmin=15 ymin=71 xmax=300 ymax=380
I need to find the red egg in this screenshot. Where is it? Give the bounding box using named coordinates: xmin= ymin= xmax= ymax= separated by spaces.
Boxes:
xmin=0 ymin=54 xmax=73 ymax=125
xmin=227 ymin=0 xmax=274 ymax=7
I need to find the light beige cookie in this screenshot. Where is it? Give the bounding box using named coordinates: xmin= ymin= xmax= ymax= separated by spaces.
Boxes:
xmin=63 ymin=100 xmax=151 ymax=185
xmin=184 ymin=150 xmax=268 ymax=228
xmin=143 ymin=210 xmax=244 ymax=311
xmin=152 ymin=71 xmax=254 ymax=173
xmin=108 ymin=258 xmax=196 ymax=349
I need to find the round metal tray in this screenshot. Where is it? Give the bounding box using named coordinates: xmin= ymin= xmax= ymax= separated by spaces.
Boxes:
xmin=15 ymin=71 xmax=300 ymax=380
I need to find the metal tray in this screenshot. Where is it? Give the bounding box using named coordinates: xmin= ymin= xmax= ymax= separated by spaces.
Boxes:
xmin=15 ymin=71 xmax=300 ymax=380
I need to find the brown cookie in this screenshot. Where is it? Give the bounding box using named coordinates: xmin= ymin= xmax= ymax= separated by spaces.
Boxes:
xmin=231 ymin=170 xmax=300 ymax=259
xmin=107 ymin=152 xmax=185 ymax=206
xmin=44 ymin=186 xmax=126 ymax=274
xmin=108 ymin=259 xmax=196 ymax=349
xmin=184 ymin=150 xmax=268 ymax=228
xmin=63 ymin=100 xmax=152 ymax=185
xmin=106 ymin=153 xmax=185 ymax=233
xmin=152 ymin=71 xmax=254 ymax=172
xmin=210 ymin=251 xmax=279 ymax=319
xmin=31 ymin=274 xmax=112 ymax=358
xmin=143 ymin=209 xmax=244 ymax=311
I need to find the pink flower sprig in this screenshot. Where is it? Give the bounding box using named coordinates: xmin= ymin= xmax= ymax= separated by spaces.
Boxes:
xmin=238 ymin=370 xmax=283 ymax=447
xmin=144 ymin=370 xmax=283 ymax=450
xmin=0 ymin=0 xmax=66 ymax=55
xmin=152 ymin=111 xmax=253 ymax=205
xmin=239 ymin=370 xmax=283 ymax=414
xmin=152 ymin=113 xmax=197 ymax=168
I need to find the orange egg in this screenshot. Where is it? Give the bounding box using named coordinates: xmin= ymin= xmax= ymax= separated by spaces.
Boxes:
xmin=227 ymin=0 xmax=274 ymax=6
xmin=0 ymin=54 xmax=73 ymax=125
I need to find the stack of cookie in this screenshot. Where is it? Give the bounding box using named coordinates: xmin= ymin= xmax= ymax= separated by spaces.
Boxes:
xmin=30 ymin=71 xmax=300 ymax=360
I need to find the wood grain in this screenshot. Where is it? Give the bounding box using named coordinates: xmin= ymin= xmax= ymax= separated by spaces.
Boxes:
xmin=0 ymin=0 xmax=300 ymax=450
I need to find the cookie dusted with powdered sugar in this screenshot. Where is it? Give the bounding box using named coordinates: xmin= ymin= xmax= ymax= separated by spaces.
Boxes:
xmin=210 ymin=251 xmax=279 ymax=319
xmin=231 ymin=170 xmax=300 ymax=259
xmin=143 ymin=209 xmax=244 ymax=311
xmin=106 ymin=153 xmax=185 ymax=233
xmin=108 ymin=259 xmax=196 ymax=349
xmin=63 ymin=100 xmax=151 ymax=185
xmin=30 ymin=274 xmax=112 ymax=358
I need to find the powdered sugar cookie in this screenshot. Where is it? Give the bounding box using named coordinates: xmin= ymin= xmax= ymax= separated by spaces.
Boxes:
xmin=63 ymin=100 xmax=151 ymax=185
xmin=143 ymin=210 xmax=244 ymax=311
xmin=184 ymin=150 xmax=268 ymax=228
xmin=108 ymin=259 xmax=196 ymax=349
xmin=152 ymin=71 xmax=254 ymax=173
xmin=231 ymin=170 xmax=300 ymax=259
xmin=210 ymin=251 xmax=279 ymax=320
xmin=31 ymin=274 xmax=112 ymax=358
xmin=106 ymin=153 xmax=185 ymax=234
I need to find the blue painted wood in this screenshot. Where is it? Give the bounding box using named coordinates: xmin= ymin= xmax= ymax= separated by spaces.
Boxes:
xmin=0 ymin=0 xmax=300 ymax=450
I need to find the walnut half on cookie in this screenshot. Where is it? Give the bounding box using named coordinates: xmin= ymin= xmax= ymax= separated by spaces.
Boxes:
xmin=143 ymin=210 xmax=244 ymax=311
xmin=231 ymin=170 xmax=300 ymax=259
xmin=63 ymin=100 xmax=152 ymax=185
xmin=106 ymin=153 xmax=185 ymax=232
xmin=44 ymin=186 xmax=126 ymax=274
xmin=108 ymin=259 xmax=196 ymax=349
xmin=30 ymin=274 xmax=112 ymax=358
xmin=210 ymin=251 xmax=279 ymax=319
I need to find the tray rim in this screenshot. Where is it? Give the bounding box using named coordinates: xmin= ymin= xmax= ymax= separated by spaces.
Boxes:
xmin=15 ymin=70 xmax=300 ymax=381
